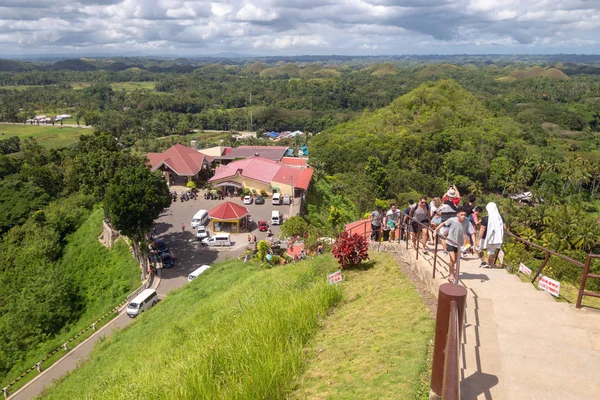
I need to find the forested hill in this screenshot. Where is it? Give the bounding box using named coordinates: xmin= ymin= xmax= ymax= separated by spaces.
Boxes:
xmin=309 ymin=79 xmax=522 ymax=197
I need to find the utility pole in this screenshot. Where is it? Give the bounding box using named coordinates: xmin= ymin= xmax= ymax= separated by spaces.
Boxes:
xmin=249 ymin=92 xmax=253 ymax=132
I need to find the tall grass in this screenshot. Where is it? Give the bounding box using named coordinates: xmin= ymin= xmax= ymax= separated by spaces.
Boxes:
xmin=41 ymin=256 xmax=342 ymax=399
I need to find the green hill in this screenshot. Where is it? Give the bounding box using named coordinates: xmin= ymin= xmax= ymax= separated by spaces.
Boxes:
xmin=40 ymin=252 xmax=434 ymax=399
xmin=0 ymin=205 xmax=140 ymax=387
xmin=41 ymin=256 xmax=342 ymax=399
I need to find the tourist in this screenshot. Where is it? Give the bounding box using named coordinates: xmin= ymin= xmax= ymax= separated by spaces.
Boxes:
xmin=438 ymin=194 xmax=459 ymax=255
xmin=442 ymin=185 xmax=461 ymax=206
xmin=429 ymin=197 xmax=443 ymax=242
xmin=478 ymin=202 xmax=507 ymax=268
xmin=410 ymin=196 xmax=431 ymax=253
xmin=369 ymin=205 xmax=384 ymax=241
xmin=400 ymin=200 xmax=415 ymax=241
xmin=435 ymin=206 xmax=476 ymax=284
xmin=248 ymin=234 xmax=252 ymax=245
xmin=385 ymin=203 xmax=401 ymax=242
xmin=181 ymin=223 xmax=185 ymax=232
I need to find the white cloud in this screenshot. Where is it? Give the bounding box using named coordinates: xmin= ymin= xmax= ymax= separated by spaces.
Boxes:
xmin=0 ymin=0 xmax=599 ymax=55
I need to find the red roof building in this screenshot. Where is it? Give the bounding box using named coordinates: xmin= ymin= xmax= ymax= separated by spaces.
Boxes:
xmin=146 ymin=144 xmax=210 ymax=184
xmin=209 ymin=156 xmax=313 ymax=196
xmin=207 ymin=201 xmax=250 ymax=233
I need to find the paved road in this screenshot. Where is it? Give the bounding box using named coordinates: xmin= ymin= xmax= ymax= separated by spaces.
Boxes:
xmin=8 ymin=192 xmax=299 ymax=399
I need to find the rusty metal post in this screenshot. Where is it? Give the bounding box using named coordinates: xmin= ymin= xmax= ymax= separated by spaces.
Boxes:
xmin=405 ymin=215 xmax=410 ymax=250
xmin=576 ymin=255 xmax=592 ymax=309
xmin=415 ymin=224 xmax=420 ymax=260
xmin=430 ymin=283 xmax=467 ymax=398
xmin=442 ymin=301 xmax=461 ymax=400
xmin=531 ymin=251 xmax=551 ymax=283
xmin=433 ymin=235 xmax=439 ymax=278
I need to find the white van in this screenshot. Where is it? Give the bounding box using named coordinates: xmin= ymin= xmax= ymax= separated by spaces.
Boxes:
xmin=191 ymin=210 xmax=209 ymax=228
xmin=202 ymin=233 xmax=231 ymax=247
xmin=272 ymin=193 xmax=281 ymax=205
xmin=188 ymin=265 xmax=211 ymax=282
xmin=126 ymin=289 xmax=158 ymax=318
xmin=271 ymin=210 xmax=282 ymax=225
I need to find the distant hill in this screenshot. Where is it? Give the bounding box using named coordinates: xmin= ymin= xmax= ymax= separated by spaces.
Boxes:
xmin=0 ymin=59 xmax=34 ymax=72
xmin=498 ymin=66 xmax=569 ymax=82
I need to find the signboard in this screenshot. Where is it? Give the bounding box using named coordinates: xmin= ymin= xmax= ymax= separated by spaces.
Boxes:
xmin=328 ymin=270 xmax=343 ymax=285
xmin=518 ymin=262 xmax=532 ymax=276
xmin=538 ymin=275 xmax=560 ymax=298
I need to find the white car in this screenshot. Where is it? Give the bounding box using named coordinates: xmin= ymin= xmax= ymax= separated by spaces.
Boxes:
xmin=195 ymin=226 xmax=210 ymax=240
xmin=243 ymin=195 xmax=252 ymax=205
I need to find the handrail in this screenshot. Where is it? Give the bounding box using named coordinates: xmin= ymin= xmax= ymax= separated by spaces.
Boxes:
xmin=442 ymin=301 xmax=460 ymax=400
xmin=348 ymin=213 xmax=600 ymax=309
xmin=350 ymin=215 xmax=464 ymax=282
xmin=2 ymin=279 xmax=151 ymax=398
xmin=576 ymin=254 xmax=600 ymax=308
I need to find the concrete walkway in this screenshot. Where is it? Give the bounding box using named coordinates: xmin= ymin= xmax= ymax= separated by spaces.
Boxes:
xmin=372 ymin=240 xmax=600 ymax=400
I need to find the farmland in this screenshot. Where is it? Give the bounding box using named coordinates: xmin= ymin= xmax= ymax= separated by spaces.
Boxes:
xmin=0 ymin=123 xmax=89 ymax=149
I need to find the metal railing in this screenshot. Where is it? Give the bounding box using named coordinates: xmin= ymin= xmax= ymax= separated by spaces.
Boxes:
xmin=501 ymin=231 xmax=600 ymax=309
xmin=347 ymin=216 xmax=464 ymax=282
xmin=348 ymin=216 xmax=600 ymax=309
xmin=577 ymin=254 xmax=600 ymax=308
xmin=2 ymin=279 xmax=151 ymax=398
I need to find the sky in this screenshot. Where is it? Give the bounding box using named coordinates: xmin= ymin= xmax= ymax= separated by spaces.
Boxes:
xmin=1 ymin=0 xmax=599 ymax=56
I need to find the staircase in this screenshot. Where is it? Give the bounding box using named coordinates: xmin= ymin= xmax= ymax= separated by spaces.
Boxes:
xmin=370 ymin=240 xmax=600 ymax=400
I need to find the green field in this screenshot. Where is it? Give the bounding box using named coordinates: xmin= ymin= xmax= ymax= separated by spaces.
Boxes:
xmin=0 ymin=124 xmax=89 ymax=148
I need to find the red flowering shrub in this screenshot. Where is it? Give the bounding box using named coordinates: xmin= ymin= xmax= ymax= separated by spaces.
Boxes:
xmin=332 ymin=231 xmax=369 ymax=268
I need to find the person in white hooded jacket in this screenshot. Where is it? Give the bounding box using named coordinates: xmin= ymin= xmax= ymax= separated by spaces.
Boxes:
xmin=477 ymin=202 xmax=507 ymax=268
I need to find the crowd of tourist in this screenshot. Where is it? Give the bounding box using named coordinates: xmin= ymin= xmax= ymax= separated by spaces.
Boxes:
xmin=369 ymin=186 xmax=506 ymax=283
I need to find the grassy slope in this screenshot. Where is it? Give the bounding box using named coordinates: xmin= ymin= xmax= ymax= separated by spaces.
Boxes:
xmin=0 ymin=208 xmax=140 ymax=388
xmin=41 ymin=256 xmax=342 ymax=399
xmin=0 ymin=124 xmax=88 ymax=148
xmin=292 ymin=252 xmax=434 ymax=399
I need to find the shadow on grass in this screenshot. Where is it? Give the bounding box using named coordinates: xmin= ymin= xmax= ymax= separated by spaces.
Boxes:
xmin=343 ymin=260 xmax=376 ymax=271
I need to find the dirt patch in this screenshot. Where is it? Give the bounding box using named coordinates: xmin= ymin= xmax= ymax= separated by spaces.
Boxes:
xmin=393 ymin=253 xmax=438 ymax=319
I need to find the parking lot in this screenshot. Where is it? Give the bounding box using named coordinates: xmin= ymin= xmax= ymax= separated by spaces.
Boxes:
xmin=153 ymin=189 xmax=300 ymax=294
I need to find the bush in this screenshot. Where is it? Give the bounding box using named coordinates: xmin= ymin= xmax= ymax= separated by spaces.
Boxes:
xmin=281 ymin=216 xmax=308 ymax=238
xmin=260 ymin=190 xmax=268 ymax=198
xmin=332 ymin=232 xmax=369 ymax=268
xmin=186 ymin=181 xmax=197 ymax=189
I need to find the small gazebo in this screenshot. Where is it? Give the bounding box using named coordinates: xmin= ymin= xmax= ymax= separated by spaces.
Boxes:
xmin=208 ymin=201 xmax=250 ymax=233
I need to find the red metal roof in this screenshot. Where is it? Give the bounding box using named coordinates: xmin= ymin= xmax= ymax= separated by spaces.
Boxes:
xmin=146 ymin=144 xmax=207 ymax=176
xmin=210 ymin=156 xmax=313 ymax=191
xmin=294 ymin=168 xmax=314 ymax=191
xmin=208 ymin=201 xmax=249 ymax=221
xmin=280 ymin=157 xmax=308 ymax=167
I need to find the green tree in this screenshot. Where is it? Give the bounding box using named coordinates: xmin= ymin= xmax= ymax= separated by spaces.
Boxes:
xmin=104 ymin=165 xmax=171 ymax=275
xmin=280 ymin=216 xmax=309 ymax=238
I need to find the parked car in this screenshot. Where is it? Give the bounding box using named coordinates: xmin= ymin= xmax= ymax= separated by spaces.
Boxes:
xmin=160 ymin=252 xmax=175 ymax=268
xmin=258 ymin=220 xmax=268 ymax=231
xmin=255 ymin=195 xmax=265 ymax=205
xmin=153 ymin=239 xmax=168 ymax=253
xmin=282 ymin=195 xmax=291 ymax=205
xmin=202 ymin=233 xmax=232 ymax=247
xmin=196 ymin=225 xmax=210 ymax=240
xmin=272 ymin=193 xmax=281 ymax=205
xmin=243 ymin=195 xmax=253 ymax=205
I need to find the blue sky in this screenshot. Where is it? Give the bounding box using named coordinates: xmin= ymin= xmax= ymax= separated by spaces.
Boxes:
xmin=1 ymin=0 xmax=599 ymax=56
